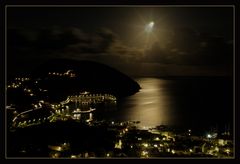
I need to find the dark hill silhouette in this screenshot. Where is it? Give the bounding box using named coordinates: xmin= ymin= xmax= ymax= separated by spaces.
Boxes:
xmin=31 ymin=59 xmax=140 ymax=102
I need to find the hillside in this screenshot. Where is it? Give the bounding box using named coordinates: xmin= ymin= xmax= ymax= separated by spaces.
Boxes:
xmin=31 ymin=59 xmax=140 ymax=101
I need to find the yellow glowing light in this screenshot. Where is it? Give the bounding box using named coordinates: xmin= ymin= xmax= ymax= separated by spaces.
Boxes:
xmin=142 ymin=150 xmax=148 ymax=156
xmin=56 ymin=147 xmax=62 ymax=151
xmin=52 ymin=153 xmax=60 ymax=158
xmin=71 ymin=155 xmax=77 ymax=158
xmin=149 ymin=21 xmax=154 ymax=27
xmin=155 ymin=137 xmax=160 ymax=141
xmin=207 ymin=134 xmax=212 ymax=138
xmin=225 ymin=149 xmax=230 ymax=153
xmin=145 ymin=21 xmax=154 ymax=33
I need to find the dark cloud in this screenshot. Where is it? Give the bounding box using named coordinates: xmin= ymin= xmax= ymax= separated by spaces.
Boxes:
xmin=63 ymin=28 xmax=118 ymax=54
xmin=7 ymin=26 xmax=144 ymax=74
xmin=7 ymin=26 xmax=233 ymax=77
xmin=143 ymin=27 xmax=233 ymax=66
xmin=8 ymin=26 xmax=143 ymax=59
xmin=8 ymin=27 xmax=104 ymax=55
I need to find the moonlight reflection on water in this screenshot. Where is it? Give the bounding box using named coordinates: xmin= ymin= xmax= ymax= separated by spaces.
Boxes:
xmin=116 ymin=78 xmax=175 ymax=128
xmin=111 ymin=77 xmax=232 ymax=132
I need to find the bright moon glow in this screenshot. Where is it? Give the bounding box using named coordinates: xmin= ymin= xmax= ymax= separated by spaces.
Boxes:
xmin=145 ymin=21 xmax=154 ymax=33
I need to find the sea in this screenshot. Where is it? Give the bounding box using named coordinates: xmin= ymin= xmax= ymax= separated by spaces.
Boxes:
xmin=101 ymin=77 xmax=233 ymax=134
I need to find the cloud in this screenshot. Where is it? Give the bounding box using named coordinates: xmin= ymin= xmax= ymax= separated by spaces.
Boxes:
xmin=142 ymin=27 xmax=233 ymax=66
xmin=63 ymin=28 xmax=117 ymax=54
xmin=7 ymin=26 xmax=233 ymax=76
xmin=8 ymin=26 xmax=144 ymax=62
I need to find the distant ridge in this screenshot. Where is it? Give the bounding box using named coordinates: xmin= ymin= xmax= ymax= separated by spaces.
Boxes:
xmin=31 ymin=59 xmax=140 ymax=101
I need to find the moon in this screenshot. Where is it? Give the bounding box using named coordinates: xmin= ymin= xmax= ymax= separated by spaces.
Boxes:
xmin=145 ymin=21 xmax=154 ymax=33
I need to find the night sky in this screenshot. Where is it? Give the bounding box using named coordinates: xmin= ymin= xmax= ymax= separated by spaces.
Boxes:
xmin=7 ymin=6 xmax=233 ymax=77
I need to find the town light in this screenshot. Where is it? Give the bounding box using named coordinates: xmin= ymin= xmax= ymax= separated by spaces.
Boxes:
xmin=207 ymin=134 xmax=212 ymax=138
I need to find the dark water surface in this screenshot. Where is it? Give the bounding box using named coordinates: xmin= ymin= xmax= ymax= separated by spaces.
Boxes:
xmin=103 ymin=77 xmax=233 ymax=132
